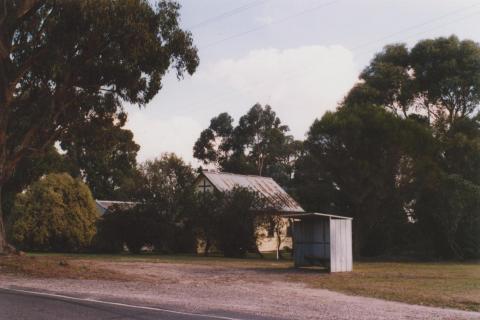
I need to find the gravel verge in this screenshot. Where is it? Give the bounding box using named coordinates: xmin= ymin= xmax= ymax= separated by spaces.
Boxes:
xmin=1 ymin=261 xmax=479 ymax=320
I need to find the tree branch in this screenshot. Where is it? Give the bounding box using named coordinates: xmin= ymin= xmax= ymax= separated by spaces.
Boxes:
xmin=16 ymin=0 xmax=42 ymax=20
xmin=9 ymin=45 xmax=48 ymax=91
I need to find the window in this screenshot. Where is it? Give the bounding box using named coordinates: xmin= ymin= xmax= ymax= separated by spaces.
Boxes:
xmin=267 ymin=220 xmax=275 ymax=238
xmin=286 ymin=223 xmax=292 ymax=237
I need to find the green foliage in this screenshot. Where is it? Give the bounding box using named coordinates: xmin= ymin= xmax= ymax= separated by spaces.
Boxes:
xmin=344 ymin=35 xmax=480 ymax=126
xmin=95 ymin=153 xmax=197 ymax=254
xmin=195 ymin=187 xmax=264 ymax=257
xmin=138 ymin=153 xmax=195 ymax=202
xmin=411 ymin=116 xmax=480 ymax=259
xmin=190 ymin=190 xmax=222 ymax=255
xmin=60 ymin=112 xmax=140 ymax=200
xmin=442 ymin=116 xmax=480 ymax=183
xmin=414 ymin=173 xmax=480 ymax=259
xmin=9 ymin=173 xmax=98 ymax=252
xmin=96 ymin=203 xmax=169 ymax=254
xmin=2 ymin=0 xmax=199 ymax=177
xmin=137 ymin=154 xmax=197 ymax=253
xmin=313 ymin=35 xmax=480 ymax=258
xmin=194 ymin=104 xmax=301 ymax=185
xmin=294 ymin=104 xmax=436 ymax=256
xmin=0 ymin=0 xmax=199 ymax=250
xmin=2 ymin=147 xmax=69 ymax=220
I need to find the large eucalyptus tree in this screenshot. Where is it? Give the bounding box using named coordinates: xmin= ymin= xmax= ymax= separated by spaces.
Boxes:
xmin=0 ymin=0 xmax=199 ymax=253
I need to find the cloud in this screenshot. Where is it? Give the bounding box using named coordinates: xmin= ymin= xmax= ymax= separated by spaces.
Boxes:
xmin=255 ymin=15 xmax=274 ymax=25
xmin=126 ymin=45 xmax=358 ymax=164
xmin=206 ymin=45 xmax=358 ymax=138
xmin=125 ymin=111 xmax=202 ymax=164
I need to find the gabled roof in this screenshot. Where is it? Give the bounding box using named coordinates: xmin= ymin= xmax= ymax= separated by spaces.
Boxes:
xmin=95 ymin=200 xmax=138 ymax=215
xmin=282 ymin=212 xmax=352 ymax=220
xmin=199 ymin=171 xmax=304 ymax=213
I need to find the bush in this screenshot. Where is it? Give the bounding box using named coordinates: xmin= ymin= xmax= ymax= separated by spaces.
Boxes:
xmin=95 ymin=153 xmax=197 ymax=254
xmin=9 ymin=173 xmax=98 ymax=252
xmin=209 ymin=187 xmax=264 ymax=258
xmin=95 ymin=202 xmax=197 ymax=254
xmin=95 ymin=204 xmax=158 ymax=253
xmin=415 ymin=173 xmax=480 ymax=259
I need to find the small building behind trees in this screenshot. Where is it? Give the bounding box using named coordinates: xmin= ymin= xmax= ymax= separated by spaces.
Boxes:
xmin=194 ymin=170 xmax=304 ymax=252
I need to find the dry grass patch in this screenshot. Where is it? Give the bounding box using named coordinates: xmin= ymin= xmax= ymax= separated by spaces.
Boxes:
xmin=288 ymin=262 xmax=480 ymax=312
xmin=0 ymin=255 xmax=130 ymax=281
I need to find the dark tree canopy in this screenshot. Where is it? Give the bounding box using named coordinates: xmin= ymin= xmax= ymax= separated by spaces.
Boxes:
xmin=0 ymin=0 xmax=199 ymax=252
xmin=345 ymin=36 xmax=480 ymax=126
xmin=191 ymin=187 xmax=264 ymax=258
xmin=60 ymin=111 xmax=140 ymax=200
xmin=194 ymin=104 xmax=301 ymax=185
xmin=294 ymin=105 xmax=435 ymax=256
xmin=95 ymin=153 xmax=198 ymax=254
xmin=134 ymin=153 xmax=196 ymax=252
xmin=300 ymin=35 xmax=480 ymax=258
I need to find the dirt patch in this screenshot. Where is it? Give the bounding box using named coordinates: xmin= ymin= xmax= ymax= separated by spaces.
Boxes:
xmin=79 ymin=259 xmax=284 ymax=286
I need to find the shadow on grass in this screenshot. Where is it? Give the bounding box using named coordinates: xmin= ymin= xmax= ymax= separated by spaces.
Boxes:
xmin=243 ymin=265 xmax=331 ymax=275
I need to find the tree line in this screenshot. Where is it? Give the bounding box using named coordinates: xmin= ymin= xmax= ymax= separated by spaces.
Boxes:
xmin=0 ymin=2 xmax=478 ymax=260
xmin=8 ymin=155 xmax=270 ymax=258
xmin=194 ymin=35 xmax=480 ymax=259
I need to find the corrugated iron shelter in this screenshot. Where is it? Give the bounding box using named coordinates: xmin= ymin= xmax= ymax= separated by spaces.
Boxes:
xmin=195 ymin=171 xmax=305 ymax=213
xmin=95 ymin=200 xmax=138 ymax=216
xmin=286 ymin=212 xmax=353 ymax=272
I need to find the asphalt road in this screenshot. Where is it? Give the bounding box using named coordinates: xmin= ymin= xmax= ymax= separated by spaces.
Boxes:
xmin=0 ymin=288 xmax=265 ymax=320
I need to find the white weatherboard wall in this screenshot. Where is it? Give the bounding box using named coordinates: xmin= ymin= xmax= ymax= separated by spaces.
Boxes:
xmin=330 ymin=218 xmax=353 ymax=272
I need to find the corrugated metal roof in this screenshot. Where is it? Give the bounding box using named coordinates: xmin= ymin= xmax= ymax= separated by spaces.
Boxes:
xmin=282 ymin=212 xmax=352 ymax=220
xmin=95 ymin=200 xmax=138 ymax=215
xmin=200 ymin=171 xmax=304 ymax=213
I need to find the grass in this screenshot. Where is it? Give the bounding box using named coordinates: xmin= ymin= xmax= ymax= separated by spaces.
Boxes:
xmin=1 ymin=252 xmax=479 ymax=311
xmin=288 ymin=261 xmax=480 ymax=312
xmin=0 ymin=254 xmax=129 ymax=281
xmin=26 ymin=251 xmax=292 ymax=268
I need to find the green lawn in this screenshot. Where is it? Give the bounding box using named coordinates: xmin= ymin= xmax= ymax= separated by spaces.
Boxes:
xmin=26 ymin=251 xmax=292 ymax=268
xmin=2 ymin=253 xmax=479 ymax=311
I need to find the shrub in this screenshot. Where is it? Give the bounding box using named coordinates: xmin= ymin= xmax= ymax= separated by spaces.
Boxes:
xmin=9 ymin=173 xmax=98 ymax=252
xmin=195 ymin=188 xmax=262 ymax=257
xmin=95 ymin=202 xmax=197 ymax=254
xmin=98 ymin=153 xmax=198 ymax=254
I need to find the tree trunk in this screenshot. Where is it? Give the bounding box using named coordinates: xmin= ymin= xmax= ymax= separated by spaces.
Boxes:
xmin=0 ymin=184 xmax=18 ymax=255
xmin=0 ymin=185 xmax=5 ymax=251
xmin=204 ymin=238 xmax=211 ymax=257
xmin=0 ymin=186 xmax=12 ymax=254
xmin=276 ymin=231 xmax=284 ymax=260
xmin=0 ymin=215 xmax=6 ymax=255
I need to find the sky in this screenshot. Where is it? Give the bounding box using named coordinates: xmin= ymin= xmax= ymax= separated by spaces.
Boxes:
xmin=126 ymin=0 xmax=480 ymax=164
